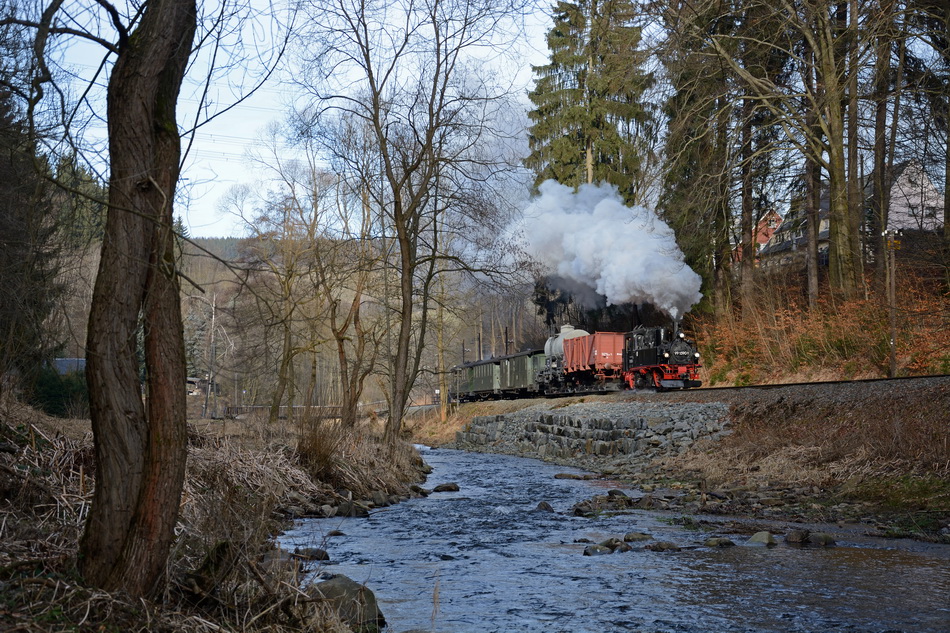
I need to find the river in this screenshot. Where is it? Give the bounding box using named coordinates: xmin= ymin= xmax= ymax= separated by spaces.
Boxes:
xmin=280 ymin=447 xmax=950 ymax=633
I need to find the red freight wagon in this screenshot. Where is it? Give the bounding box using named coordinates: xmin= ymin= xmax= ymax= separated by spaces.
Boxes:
xmin=563 ymin=332 xmax=625 ymax=377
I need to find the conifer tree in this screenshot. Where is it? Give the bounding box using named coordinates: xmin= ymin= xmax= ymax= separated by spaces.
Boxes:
xmin=526 ymin=0 xmax=653 ymax=205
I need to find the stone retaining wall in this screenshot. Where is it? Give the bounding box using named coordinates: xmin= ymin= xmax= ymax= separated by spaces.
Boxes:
xmin=453 ymin=401 xmax=731 ymax=469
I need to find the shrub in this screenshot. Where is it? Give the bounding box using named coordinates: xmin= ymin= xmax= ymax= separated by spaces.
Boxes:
xmin=30 ymin=367 xmax=89 ymax=418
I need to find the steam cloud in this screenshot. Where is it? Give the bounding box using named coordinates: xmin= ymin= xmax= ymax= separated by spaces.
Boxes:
xmin=520 ymin=180 xmax=703 ymax=319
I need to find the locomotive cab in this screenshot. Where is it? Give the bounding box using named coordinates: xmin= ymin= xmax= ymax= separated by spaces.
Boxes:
xmin=623 ymin=325 xmax=702 ymax=390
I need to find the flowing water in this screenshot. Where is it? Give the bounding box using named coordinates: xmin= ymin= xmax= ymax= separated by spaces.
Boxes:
xmin=281 ymin=448 xmax=950 ymax=633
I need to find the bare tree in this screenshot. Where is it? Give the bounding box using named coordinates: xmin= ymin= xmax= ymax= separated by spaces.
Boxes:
xmin=228 ymin=124 xmax=387 ymax=427
xmin=7 ymin=0 xmax=290 ymax=596
xmin=293 ymin=0 xmax=530 ymax=440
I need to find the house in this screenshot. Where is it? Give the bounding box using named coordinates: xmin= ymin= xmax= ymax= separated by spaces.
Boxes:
xmin=732 ymin=209 xmax=783 ymax=263
xmin=759 ymin=160 xmax=945 ymax=269
xmin=879 ymin=160 xmax=944 ymax=232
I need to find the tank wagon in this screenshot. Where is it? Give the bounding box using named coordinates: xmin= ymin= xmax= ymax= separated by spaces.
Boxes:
xmin=451 ymin=323 xmax=701 ymax=402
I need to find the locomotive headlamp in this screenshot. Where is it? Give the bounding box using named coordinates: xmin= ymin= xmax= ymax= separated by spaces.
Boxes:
xmin=678 ymin=332 xmax=685 ymax=339
xmin=663 ymin=352 xmax=670 ymax=358
xmin=694 ymin=352 xmax=700 ymax=358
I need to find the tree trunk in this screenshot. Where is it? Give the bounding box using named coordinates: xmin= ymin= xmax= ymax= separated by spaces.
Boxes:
xmin=821 ymin=2 xmax=861 ymax=299
xmin=80 ymin=0 xmax=196 ymax=598
xmin=846 ymin=0 xmax=863 ymax=290
xmin=803 ymin=41 xmax=821 ymax=309
xmin=269 ymin=317 xmax=294 ymax=424
xmin=871 ymin=0 xmax=893 ymax=286
xmin=739 ymin=98 xmax=755 ymax=310
xmin=385 ymin=205 xmax=415 ymax=443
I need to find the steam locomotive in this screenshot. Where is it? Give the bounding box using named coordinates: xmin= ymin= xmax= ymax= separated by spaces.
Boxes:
xmin=450 ymin=323 xmax=702 ymax=402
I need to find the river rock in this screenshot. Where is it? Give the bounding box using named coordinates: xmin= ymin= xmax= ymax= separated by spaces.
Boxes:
xmin=704 ymin=537 xmax=736 ymax=547
xmin=597 ymin=537 xmax=624 ymax=551
xmin=258 ymin=548 xmax=301 ymax=574
xmin=433 ymin=482 xmax=460 ymax=492
xmin=293 ymin=547 xmax=329 ymax=561
xmin=370 ymin=490 xmax=390 ymax=507
xmin=785 ymin=529 xmax=809 ymax=544
xmin=807 ymin=532 xmax=836 ymax=546
xmin=633 ymin=494 xmax=656 ymax=509
xmin=409 ymin=484 xmax=431 ymax=497
xmin=337 ymin=500 xmax=370 ymax=518
xmin=534 ymin=501 xmax=555 ymax=513
xmin=746 ymin=531 xmax=777 ymax=546
xmin=311 ymin=574 xmax=386 ymax=633
xmin=624 ymin=532 xmax=652 ymax=542
xmin=645 ymin=541 xmax=681 ymax=552
xmin=284 ymin=491 xmax=321 ymax=515
xmin=326 ymin=530 xmax=345 ymax=537
xmin=583 ymin=544 xmax=613 ymax=556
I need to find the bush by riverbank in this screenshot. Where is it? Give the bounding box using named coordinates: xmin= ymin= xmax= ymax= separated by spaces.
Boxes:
xmin=0 ymin=402 xmax=425 ymax=633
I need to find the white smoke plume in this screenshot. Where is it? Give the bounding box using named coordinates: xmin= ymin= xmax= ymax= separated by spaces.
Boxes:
xmin=519 ymin=180 xmax=703 ymax=319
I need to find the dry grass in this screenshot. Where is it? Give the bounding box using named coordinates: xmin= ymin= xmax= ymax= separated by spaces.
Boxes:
xmin=665 ymin=379 xmax=950 ymax=520
xmin=0 ymin=401 xmax=419 ymax=632
xmin=296 ymin=411 xmax=422 ymax=498
xmin=694 ymin=273 xmax=950 ymax=386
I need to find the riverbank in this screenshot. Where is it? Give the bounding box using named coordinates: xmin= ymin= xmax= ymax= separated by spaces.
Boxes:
xmin=0 ymin=402 xmax=425 ymax=633
xmin=415 ymin=376 xmax=950 ymax=542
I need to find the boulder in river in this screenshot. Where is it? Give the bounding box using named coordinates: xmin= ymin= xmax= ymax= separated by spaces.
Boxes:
xmin=807 ymin=532 xmax=836 ymax=546
xmin=433 ymin=482 xmax=460 ymax=492
xmin=597 ymin=537 xmax=624 ymax=551
xmin=746 ymin=531 xmax=777 ymax=546
xmin=534 ymin=501 xmax=555 ymax=513
xmin=311 ymin=574 xmax=386 ymax=633
xmin=645 ymin=541 xmax=681 ymax=552
xmin=583 ymin=544 xmax=613 ymax=556
xmin=623 ymin=531 xmax=652 ymax=542
xmin=704 ymin=537 xmax=736 ymax=548
xmin=785 ymin=529 xmax=810 ymax=544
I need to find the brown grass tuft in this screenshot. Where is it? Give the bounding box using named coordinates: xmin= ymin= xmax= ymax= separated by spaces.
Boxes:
xmin=0 ymin=402 xmax=421 ymax=632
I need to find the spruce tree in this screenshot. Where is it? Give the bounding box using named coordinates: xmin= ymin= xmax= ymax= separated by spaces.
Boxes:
xmin=0 ymin=88 xmax=63 ymax=395
xmin=526 ymin=0 xmax=653 ymax=205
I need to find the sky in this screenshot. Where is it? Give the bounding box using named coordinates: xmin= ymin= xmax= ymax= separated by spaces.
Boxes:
xmin=169 ymin=6 xmax=552 ymax=238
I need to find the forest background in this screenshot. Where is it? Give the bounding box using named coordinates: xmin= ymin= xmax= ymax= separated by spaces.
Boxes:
xmin=0 ymin=0 xmax=949 ymax=617
xmin=6 ymin=0 xmax=949 ymax=431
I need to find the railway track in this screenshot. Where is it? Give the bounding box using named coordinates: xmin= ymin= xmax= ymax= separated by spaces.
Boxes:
xmin=685 ymin=373 xmax=950 ymax=393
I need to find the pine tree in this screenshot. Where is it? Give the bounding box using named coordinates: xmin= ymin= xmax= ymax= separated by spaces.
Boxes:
xmin=0 ymin=88 xmax=63 ymax=394
xmin=526 ymin=0 xmax=653 ymax=205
